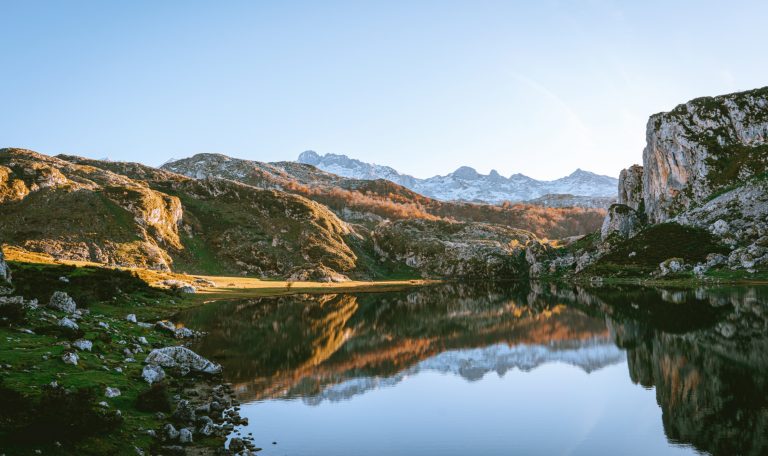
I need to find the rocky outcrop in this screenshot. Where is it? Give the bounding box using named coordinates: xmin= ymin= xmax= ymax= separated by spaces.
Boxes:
xmin=145 ymin=346 xmax=222 ymax=376
xmin=600 ymin=204 xmax=642 ymax=240
xmin=48 ymin=291 xmax=77 ymax=313
xmin=0 ymin=148 xmax=183 ymax=270
xmin=0 ymin=245 xmax=12 ymax=295
xmin=372 ymin=219 xmax=535 ymax=278
xmin=617 ymin=165 xmax=644 ymax=211
xmin=642 ymin=87 xmax=768 ymax=223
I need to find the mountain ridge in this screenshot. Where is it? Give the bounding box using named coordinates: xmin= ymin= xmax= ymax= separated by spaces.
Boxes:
xmin=297 ymin=150 xmax=618 ymax=204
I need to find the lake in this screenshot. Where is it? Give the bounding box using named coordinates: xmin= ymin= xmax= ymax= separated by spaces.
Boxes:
xmin=178 ymin=283 xmax=768 ymax=456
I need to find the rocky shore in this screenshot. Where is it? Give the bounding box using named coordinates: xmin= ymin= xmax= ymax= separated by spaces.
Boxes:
xmin=0 ymin=248 xmax=257 ymax=455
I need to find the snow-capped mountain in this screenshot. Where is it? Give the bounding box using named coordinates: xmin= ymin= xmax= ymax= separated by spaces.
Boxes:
xmin=298 ymin=150 xmax=618 ymax=204
xmin=302 ymin=338 xmax=625 ymax=405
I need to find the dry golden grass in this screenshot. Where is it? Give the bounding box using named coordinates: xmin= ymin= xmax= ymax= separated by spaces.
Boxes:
xmin=3 ymin=245 xmax=433 ymax=302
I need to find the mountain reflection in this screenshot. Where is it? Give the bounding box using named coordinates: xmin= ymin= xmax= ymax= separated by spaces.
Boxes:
xmin=179 ymin=282 xmax=768 ymax=456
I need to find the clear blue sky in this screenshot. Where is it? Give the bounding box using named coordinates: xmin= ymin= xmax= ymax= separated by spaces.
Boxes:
xmin=2 ymin=1 xmax=766 ymax=179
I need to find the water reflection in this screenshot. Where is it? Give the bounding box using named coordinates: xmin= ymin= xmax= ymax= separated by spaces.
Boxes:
xmin=179 ymin=283 xmax=768 ymax=456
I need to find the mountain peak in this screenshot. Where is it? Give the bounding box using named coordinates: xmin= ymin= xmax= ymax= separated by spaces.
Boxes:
xmin=298 ymin=150 xmax=321 ymax=165
xmin=452 ymin=166 xmax=481 ymax=180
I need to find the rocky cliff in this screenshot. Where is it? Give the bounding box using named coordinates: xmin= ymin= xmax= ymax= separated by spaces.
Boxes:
xmin=642 ymin=87 xmax=768 ymax=223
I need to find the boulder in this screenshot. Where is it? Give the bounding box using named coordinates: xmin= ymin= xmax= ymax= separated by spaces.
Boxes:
xmin=659 ymin=258 xmax=686 ymax=276
xmin=178 ymin=428 xmax=193 ymax=444
xmin=197 ymin=416 xmax=215 ymax=436
xmin=48 ymin=291 xmax=77 ymax=313
xmin=155 ymin=320 xmax=176 ymax=335
xmin=600 ymin=204 xmax=642 ymax=241
xmin=105 ymin=387 xmax=121 ymax=398
xmin=58 ymin=317 xmax=79 ymax=330
xmin=164 ymin=423 xmax=180 ymax=441
xmin=142 ymin=364 xmax=166 ymax=385
xmin=62 ymin=352 xmax=79 ymax=365
xmin=73 ymin=339 xmax=93 ymax=351
xmin=126 ymin=314 xmax=137 ymax=323
xmin=172 ymin=399 xmax=196 ymax=423
xmin=144 ymin=346 xmax=222 ymax=376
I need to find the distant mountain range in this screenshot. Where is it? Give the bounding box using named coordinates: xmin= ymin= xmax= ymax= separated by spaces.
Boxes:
xmin=298 ymin=150 xmax=618 ymax=204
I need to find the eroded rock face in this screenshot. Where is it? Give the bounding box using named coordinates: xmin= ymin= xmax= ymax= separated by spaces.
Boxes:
xmin=0 ymin=246 xmax=12 ymax=295
xmin=642 ymin=87 xmax=768 ymax=223
xmin=373 ymin=219 xmax=536 ymax=278
xmin=600 ymin=204 xmax=642 ymax=241
xmin=617 ymin=165 xmax=644 ymax=211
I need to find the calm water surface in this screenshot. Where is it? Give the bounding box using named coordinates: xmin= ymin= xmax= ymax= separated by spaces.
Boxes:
xmin=178 ymin=283 xmax=768 ymax=456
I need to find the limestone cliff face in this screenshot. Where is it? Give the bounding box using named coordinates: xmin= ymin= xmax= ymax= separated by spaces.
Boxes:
xmin=642 ymin=87 xmax=768 ymax=223
xmin=600 ymin=204 xmax=642 ymax=240
xmin=617 ymin=165 xmax=643 ymax=211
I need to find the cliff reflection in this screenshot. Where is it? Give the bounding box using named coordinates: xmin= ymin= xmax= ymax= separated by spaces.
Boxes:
xmin=178 ymin=283 xmax=768 ymax=456
xmin=600 ymin=286 xmax=768 ymax=456
xmin=179 ymin=282 xmax=616 ymax=401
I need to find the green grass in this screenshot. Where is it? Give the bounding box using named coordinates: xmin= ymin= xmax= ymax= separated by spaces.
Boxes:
xmin=586 ymin=223 xmax=729 ymax=278
xmin=0 ymin=262 xmax=221 ymax=455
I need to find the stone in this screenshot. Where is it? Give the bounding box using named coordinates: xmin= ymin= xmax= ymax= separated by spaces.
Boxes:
xmin=73 ymin=339 xmax=93 ymax=351
xmin=142 ymin=364 xmax=166 ymax=385
xmin=600 ymin=204 xmax=642 ymax=241
xmin=62 ymin=352 xmax=79 ymax=365
xmin=59 ymin=276 xmax=70 ymax=283
xmin=179 ymin=285 xmax=196 ymax=294
xmin=716 ymin=321 xmax=737 ymax=339
xmin=145 ymin=346 xmax=222 ymax=376
xmin=173 ymin=327 xmax=196 ymax=339
xmin=126 ymin=314 xmax=137 ymax=323
xmin=178 ymin=427 xmax=193 ymax=444
xmin=164 ymin=423 xmax=180 ymax=441
xmin=172 ymin=399 xmax=196 ymax=423
xmin=155 ymin=320 xmax=176 ymax=335
xmin=197 ymin=416 xmax=215 ymax=436
xmin=58 ymin=317 xmax=79 ymax=330
xmin=229 ymin=438 xmax=246 ymax=452
xmin=659 ymin=258 xmax=685 ymax=276
xmin=48 ymin=291 xmax=77 ymax=313
xmin=710 ymin=219 xmax=730 ymax=237
xmin=105 ymin=387 xmax=121 ymax=398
